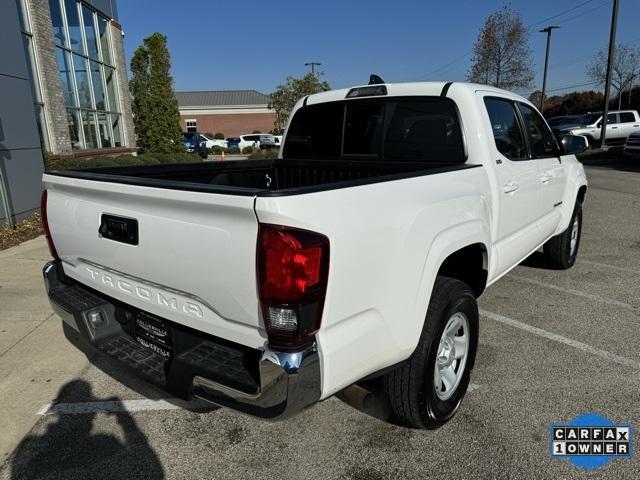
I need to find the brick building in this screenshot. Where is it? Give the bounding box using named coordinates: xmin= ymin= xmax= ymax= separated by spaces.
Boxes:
xmin=176 ymin=90 xmax=276 ymax=137
xmin=1 ymin=0 xmax=135 ymax=225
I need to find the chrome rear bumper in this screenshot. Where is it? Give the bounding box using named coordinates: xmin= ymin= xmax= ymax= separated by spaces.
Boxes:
xmin=43 ymin=260 xmax=321 ymax=420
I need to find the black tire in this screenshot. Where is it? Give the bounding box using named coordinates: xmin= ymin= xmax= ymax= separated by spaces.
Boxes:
xmin=383 ymin=276 xmax=479 ymax=429
xmin=543 ymin=201 xmax=582 ymax=269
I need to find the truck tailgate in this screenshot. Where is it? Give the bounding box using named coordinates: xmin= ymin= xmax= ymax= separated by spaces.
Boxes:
xmin=43 ymin=174 xmax=264 ymax=349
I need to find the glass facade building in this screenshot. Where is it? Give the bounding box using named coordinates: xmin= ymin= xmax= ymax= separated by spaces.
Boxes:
xmin=49 ymin=0 xmax=123 ymax=150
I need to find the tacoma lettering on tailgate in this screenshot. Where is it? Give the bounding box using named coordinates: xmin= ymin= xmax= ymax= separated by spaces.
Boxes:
xmin=86 ymin=266 xmax=204 ymax=318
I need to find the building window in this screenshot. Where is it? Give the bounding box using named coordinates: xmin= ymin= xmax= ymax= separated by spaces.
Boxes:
xmin=186 ymin=120 xmax=197 ymax=133
xmin=49 ymin=0 xmax=122 ymax=150
xmin=20 ymin=0 xmax=51 ymax=150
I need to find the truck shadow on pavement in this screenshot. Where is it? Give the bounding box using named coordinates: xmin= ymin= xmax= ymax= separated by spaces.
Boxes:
xmin=578 ymin=155 xmax=640 ymax=173
xmin=9 ymin=380 xmax=164 ymax=480
xmin=62 ymin=323 xmax=218 ymax=414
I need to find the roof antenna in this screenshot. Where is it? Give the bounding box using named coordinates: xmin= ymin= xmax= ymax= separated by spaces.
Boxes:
xmin=369 ymin=74 xmax=384 ymax=85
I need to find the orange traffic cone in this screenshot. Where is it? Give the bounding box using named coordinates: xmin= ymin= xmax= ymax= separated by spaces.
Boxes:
xmin=221 ymin=150 xmax=225 ymax=161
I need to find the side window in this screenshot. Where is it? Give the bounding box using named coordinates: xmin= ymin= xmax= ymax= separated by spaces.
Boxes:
xmin=518 ymin=103 xmax=558 ymax=158
xmin=619 ymin=112 xmax=635 ymax=123
xmin=607 ymin=113 xmax=618 ymax=125
xmin=484 ymin=98 xmax=527 ymax=161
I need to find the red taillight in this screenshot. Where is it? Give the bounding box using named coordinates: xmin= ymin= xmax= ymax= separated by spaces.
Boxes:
xmin=257 ymin=224 xmax=329 ymax=350
xmin=40 ymin=190 xmax=60 ymax=260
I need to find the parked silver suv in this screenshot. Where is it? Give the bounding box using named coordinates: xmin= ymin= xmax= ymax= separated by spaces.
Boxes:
xmin=555 ymin=110 xmax=640 ymax=147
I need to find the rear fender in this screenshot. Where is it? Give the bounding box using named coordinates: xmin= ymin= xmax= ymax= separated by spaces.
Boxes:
xmin=410 ymin=219 xmax=491 ymax=350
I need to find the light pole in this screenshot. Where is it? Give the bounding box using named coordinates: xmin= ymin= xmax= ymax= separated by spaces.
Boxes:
xmin=305 ymin=62 xmax=321 ymax=75
xmin=599 ymin=0 xmax=620 ymax=148
xmin=539 ymin=26 xmax=559 ymax=112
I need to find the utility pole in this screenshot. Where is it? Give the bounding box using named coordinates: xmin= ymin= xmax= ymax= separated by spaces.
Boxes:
xmin=304 ymin=62 xmax=321 ymax=75
xmin=600 ymin=0 xmax=619 ymax=148
xmin=539 ymin=26 xmax=559 ymax=112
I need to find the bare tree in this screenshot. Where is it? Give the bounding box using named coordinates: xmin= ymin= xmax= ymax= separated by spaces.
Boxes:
xmin=467 ymin=5 xmax=534 ymax=90
xmin=587 ymin=43 xmax=640 ymax=110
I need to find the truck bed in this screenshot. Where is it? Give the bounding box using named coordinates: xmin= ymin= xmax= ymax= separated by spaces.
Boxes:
xmin=46 ymin=159 xmax=478 ymax=196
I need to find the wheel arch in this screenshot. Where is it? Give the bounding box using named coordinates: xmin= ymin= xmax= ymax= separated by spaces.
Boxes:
xmin=436 ymin=243 xmax=488 ymax=298
xmin=412 ymin=220 xmax=491 ymax=347
xmin=577 ymin=185 xmax=587 ymax=204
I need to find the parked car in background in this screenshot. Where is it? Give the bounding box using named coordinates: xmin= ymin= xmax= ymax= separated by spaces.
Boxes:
xmin=554 ymin=110 xmax=640 ymax=147
xmin=238 ymin=134 xmax=278 ymax=150
xmin=546 ymin=115 xmax=579 ymax=128
xmin=182 ymin=132 xmax=200 ymax=152
xmin=196 ymin=140 xmax=209 ymax=159
xmin=226 ymin=137 xmax=241 ymax=149
xmin=198 ymin=134 xmax=228 ymax=150
xmin=624 ymin=131 xmax=640 ymax=159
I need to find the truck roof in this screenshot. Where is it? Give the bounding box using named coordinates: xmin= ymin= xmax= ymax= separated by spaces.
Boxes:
xmin=304 ymin=81 xmax=530 ymax=106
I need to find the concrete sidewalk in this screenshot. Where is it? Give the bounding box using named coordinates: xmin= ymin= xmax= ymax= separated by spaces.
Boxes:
xmin=0 ymin=237 xmax=89 ymax=461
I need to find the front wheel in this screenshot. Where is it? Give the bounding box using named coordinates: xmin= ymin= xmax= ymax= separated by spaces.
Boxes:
xmin=543 ymin=202 xmax=582 ymax=269
xmin=383 ymin=276 xmax=479 ymax=429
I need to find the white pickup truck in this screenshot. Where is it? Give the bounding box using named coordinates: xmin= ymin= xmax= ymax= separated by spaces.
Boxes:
xmin=42 ymin=81 xmax=588 ymax=429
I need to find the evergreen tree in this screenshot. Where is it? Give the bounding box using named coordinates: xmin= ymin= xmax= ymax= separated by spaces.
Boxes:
xmin=129 ymin=33 xmax=183 ymax=153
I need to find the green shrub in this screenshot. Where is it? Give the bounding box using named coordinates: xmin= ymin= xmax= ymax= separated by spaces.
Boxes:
xmin=112 ymin=155 xmax=142 ymax=166
xmin=252 ymin=130 xmax=261 ymax=134
xmin=210 ymin=146 xmax=224 ymax=155
xmin=228 ymin=147 xmax=241 ymax=154
xmin=44 ymin=151 xmax=201 ymax=171
xmin=242 ymin=146 xmax=255 ymax=155
xmin=248 ymin=149 xmax=278 ymax=160
xmin=214 ymin=132 xmax=225 ymax=140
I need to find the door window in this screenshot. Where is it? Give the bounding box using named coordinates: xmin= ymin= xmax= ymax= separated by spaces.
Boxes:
xmin=517 ymin=103 xmax=558 ymax=158
xmin=607 ymin=113 xmax=618 ymax=125
xmin=619 ymin=112 xmax=635 ymax=123
xmin=484 ymin=98 xmax=527 ymax=160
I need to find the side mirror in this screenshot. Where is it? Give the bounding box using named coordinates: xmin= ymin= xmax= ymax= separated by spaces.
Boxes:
xmin=561 ymin=135 xmax=588 ymax=155
xmin=596 ymin=122 xmax=602 ymax=128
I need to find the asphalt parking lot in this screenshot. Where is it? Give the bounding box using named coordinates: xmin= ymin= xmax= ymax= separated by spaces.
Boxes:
xmin=1 ymin=158 xmax=639 ymax=479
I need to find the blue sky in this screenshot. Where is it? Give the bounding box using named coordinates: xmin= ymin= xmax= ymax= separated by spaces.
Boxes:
xmin=117 ymin=0 xmax=640 ymax=97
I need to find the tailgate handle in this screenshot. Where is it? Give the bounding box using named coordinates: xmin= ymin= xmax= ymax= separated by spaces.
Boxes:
xmin=99 ymin=214 xmax=139 ymax=245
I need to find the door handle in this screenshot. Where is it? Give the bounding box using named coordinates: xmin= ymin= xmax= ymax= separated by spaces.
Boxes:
xmin=540 ymin=172 xmax=551 ymax=184
xmin=503 ymin=182 xmax=519 ymax=194
xmin=611 ymin=126 xmax=618 ymax=129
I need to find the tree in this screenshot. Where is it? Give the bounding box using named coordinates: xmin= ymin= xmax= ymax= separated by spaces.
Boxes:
xmin=129 ymin=33 xmax=183 ymax=153
xmin=269 ymin=72 xmax=330 ymax=133
xmin=533 ymin=90 xmax=604 ymax=118
xmin=586 ymin=43 xmax=640 ymax=110
xmin=467 ymin=5 xmax=534 ymax=90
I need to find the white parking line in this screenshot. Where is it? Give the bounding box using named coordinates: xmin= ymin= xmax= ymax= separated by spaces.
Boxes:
xmin=480 ymin=309 xmax=640 ymax=369
xmin=37 ymin=398 xmax=211 ymax=416
xmin=467 ymin=383 xmax=481 ymax=392
xmin=508 ymin=274 xmax=636 ymax=311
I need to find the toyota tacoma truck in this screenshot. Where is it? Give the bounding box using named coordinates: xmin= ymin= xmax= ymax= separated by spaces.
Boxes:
xmin=42 ymin=81 xmax=588 ymax=429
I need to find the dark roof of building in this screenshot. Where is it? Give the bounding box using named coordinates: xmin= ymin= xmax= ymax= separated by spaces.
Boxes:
xmin=176 ymin=90 xmax=271 ymax=107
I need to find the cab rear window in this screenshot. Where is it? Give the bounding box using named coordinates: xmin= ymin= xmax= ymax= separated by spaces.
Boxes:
xmin=283 ymin=97 xmax=465 ymax=163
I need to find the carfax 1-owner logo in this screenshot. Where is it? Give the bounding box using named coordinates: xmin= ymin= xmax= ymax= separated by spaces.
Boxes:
xmin=550 ymin=412 xmax=633 ymax=469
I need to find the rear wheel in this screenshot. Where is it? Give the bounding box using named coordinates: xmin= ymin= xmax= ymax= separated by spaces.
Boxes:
xmin=543 ymin=202 xmax=582 ymax=269
xmin=383 ymin=276 xmax=478 ymax=429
